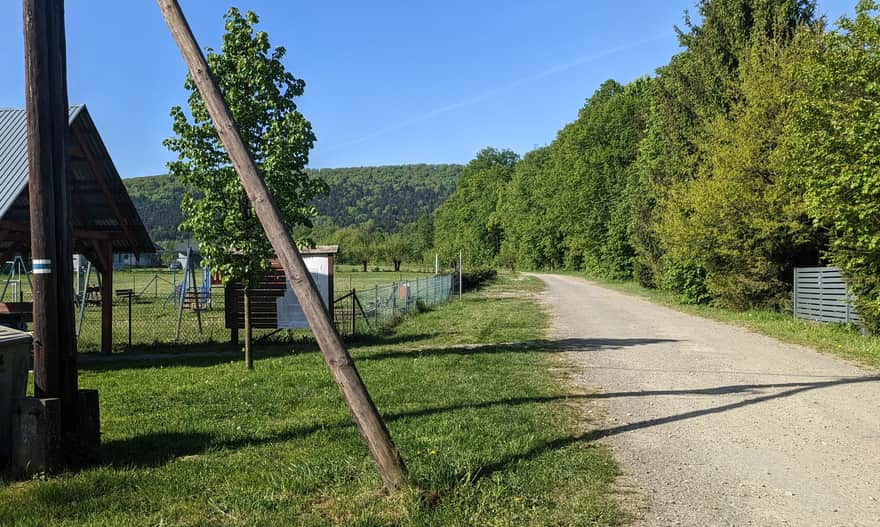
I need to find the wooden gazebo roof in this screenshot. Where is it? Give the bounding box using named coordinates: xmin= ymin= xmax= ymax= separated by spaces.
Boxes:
xmin=0 ymin=104 xmax=156 ymax=269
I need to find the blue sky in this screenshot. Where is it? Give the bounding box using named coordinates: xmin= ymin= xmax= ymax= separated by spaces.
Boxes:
xmin=0 ymin=1 xmax=859 ymax=177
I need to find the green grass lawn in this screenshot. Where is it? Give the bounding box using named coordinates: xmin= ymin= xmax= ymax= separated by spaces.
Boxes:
xmin=0 ymin=274 xmax=626 ymax=526
xmin=335 ymin=267 xmax=436 ymax=293
xmin=566 ymin=272 xmax=880 ymax=370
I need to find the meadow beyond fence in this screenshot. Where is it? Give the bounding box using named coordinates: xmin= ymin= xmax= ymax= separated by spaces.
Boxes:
xmin=334 ymin=274 xmax=454 ymax=336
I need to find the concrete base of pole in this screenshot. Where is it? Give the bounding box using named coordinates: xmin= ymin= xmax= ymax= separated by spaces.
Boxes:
xmin=7 ymin=390 xmax=100 ymax=477
xmin=10 ymin=397 xmax=62 ymax=476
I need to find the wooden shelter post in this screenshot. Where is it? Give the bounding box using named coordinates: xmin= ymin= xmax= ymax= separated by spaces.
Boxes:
xmin=157 ymin=0 xmax=407 ymax=489
xmin=23 ymin=0 xmax=78 ymax=423
xmin=97 ymin=241 xmax=113 ymax=355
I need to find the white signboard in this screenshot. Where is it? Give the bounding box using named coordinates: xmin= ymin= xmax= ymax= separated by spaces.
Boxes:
xmin=275 ymin=255 xmax=331 ymax=329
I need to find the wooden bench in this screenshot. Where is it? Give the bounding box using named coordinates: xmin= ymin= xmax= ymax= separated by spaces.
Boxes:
xmin=0 ymin=302 xmax=32 ymax=330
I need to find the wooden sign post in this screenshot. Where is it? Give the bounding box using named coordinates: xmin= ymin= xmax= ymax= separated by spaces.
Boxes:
xmin=156 ymin=0 xmax=407 ymax=489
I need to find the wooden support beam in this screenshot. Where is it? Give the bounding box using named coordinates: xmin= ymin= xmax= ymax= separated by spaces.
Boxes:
xmin=70 ymin=125 xmax=139 ymax=255
xmin=157 ymin=0 xmax=407 ymax=490
xmin=99 ymin=240 xmax=112 ymax=355
xmin=0 ymin=220 xmax=115 ymax=240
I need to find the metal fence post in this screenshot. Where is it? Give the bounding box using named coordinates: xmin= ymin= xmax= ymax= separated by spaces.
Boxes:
xmin=128 ymin=290 xmax=132 ymax=352
xmin=351 ymin=289 xmax=356 ymax=336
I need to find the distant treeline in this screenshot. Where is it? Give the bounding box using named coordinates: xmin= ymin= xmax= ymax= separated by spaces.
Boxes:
xmin=124 ymin=163 xmax=462 ymax=245
xmin=431 ymin=0 xmax=880 ymax=332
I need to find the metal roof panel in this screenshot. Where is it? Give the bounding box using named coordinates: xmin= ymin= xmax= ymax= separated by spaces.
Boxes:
xmin=0 ymin=105 xmax=84 ymax=219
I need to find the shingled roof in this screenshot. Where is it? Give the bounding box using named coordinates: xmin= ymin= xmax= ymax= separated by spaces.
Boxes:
xmin=0 ymin=104 xmax=155 ymax=263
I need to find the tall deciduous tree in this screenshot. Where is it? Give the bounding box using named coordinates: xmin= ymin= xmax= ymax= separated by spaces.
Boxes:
xmin=784 ymin=0 xmax=880 ymax=331
xmin=433 ymin=148 xmax=519 ymax=267
xmin=636 ymin=0 xmax=817 ymax=299
xmin=165 ymin=8 xmax=326 ymax=367
xmin=659 ymin=31 xmax=822 ymax=308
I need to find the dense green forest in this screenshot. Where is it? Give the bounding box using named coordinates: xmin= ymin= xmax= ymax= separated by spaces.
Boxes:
xmin=124 ymin=163 xmax=461 ymax=246
xmin=432 ymin=0 xmax=880 ymax=332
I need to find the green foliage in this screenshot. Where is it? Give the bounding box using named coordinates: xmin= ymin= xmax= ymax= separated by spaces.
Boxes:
xmin=490 ymin=80 xmax=651 ymax=278
xmin=433 ymin=148 xmax=519 ymax=267
xmin=164 ymin=8 xmax=324 ymax=285
xmin=784 ymin=0 xmax=880 ymax=331
xmin=311 ymin=164 xmax=461 ymax=231
xmin=123 ymin=173 xmax=191 ymax=243
xmin=378 ymin=231 xmax=410 ymax=271
xmin=493 ymin=147 xmax=564 ymax=270
xmin=332 ymin=224 xmax=380 ymax=271
xmin=637 ymin=0 xmax=818 ymax=295
xmin=658 ymin=31 xmax=822 ymax=308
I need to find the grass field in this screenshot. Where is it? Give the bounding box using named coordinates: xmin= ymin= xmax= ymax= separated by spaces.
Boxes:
xmin=0 ymin=274 xmax=626 ymax=526
xmin=568 ymin=271 xmax=880 ymax=370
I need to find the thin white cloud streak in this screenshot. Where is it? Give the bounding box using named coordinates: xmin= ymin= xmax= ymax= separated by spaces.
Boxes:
xmin=322 ymin=32 xmax=670 ymax=153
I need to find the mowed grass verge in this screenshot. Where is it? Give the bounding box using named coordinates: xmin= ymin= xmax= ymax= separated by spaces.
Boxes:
xmin=567 ymin=272 xmax=880 ymax=370
xmin=0 ymin=274 xmax=625 ymax=526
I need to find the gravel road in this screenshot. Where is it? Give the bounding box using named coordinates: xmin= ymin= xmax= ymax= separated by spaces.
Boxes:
xmin=534 ymin=273 xmax=880 ymax=527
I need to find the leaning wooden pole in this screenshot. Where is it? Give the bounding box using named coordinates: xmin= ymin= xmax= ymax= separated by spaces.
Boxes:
xmin=156 ymin=0 xmax=407 ymax=489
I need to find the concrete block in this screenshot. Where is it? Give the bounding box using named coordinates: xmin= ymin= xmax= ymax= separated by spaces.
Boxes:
xmin=10 ymin=397 xmax=62 ymax=477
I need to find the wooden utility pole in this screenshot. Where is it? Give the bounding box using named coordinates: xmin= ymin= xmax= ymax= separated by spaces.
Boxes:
xmin=156 ymin=0 xmax=407 ymax=489
xmin=23 ymin=0 xmax=78 ymax=427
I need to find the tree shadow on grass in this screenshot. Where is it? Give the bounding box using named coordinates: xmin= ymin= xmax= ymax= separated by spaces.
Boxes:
xmin=97 ymin=374 xmax=878 ymax=471
xmin=78 ymin=333 xmax=443 ymax=372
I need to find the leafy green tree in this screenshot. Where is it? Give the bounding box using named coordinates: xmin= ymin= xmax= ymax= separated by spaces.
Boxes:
xmin=784 ymin=0 xmax=880 ymax=331
xmin=550 ymin=79 xmax=651 ymax=277
xmin=164 ymin=8 xmax=325 ymax=367
xmin=636 ymin=0 xmax=817 ymax=296
xmin=659 ymin=30 xmax=823 ymax=308
xmin=379 ymin=232 xmax=411 ymax=272
xmin=334 ymin=225 xmax=380 ymax=272
xmin=493 ymin=147 xmax=563 ymax=270
xmin=402 ymin=214 xmax=435 ymax=266
xmin=433 ymin=148 xmax=519 ymax=267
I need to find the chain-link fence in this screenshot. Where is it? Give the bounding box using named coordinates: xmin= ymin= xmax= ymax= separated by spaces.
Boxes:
xmin=74 ymin=251 xmax=228 ymax=352
xmin=0 ymin=254 xmax=456 ymax=351
xmin=334 ymin=274 xmax=454 ymax=336
xmin=0 ymin=251 xmax=227 ymax=352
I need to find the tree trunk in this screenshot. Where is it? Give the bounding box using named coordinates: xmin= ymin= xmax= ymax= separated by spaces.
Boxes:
xmin=394 ymin=260 xmax=401 ymax=272
xmin=244 ymin=286 xmax=253 ymax=370
xmin=362 ymin=260 xmax=368 ymax=272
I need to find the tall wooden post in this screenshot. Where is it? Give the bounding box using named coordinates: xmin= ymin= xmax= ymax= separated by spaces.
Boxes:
xmin=100 ymin=242 xmax=113 ymax=355
xmin=157 ymin=0 xmax=407 ymax=489
xmin=23 ymin=0 xmax=78 ymax=427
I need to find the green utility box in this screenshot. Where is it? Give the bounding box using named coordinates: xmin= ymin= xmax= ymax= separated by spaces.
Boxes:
xmin=0 ymin=326 xmax=32 ymax=468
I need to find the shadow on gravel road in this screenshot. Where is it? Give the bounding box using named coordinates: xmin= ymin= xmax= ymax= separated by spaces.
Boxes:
xmin=465 ymin=374 xmax=880 ymax=483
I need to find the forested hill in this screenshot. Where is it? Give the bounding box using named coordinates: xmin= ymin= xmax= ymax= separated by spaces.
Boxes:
xmin=310 ymin=164 xmax=460 ymax=230
xmin=123 ymin=163 xmax=462 ymax=243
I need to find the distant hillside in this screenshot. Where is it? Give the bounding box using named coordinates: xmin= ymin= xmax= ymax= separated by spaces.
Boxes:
xmin=124 ymin=164 xmax=462 ymax=244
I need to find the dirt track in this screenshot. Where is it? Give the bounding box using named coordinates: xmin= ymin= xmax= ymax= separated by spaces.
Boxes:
xmin=534 ymin=274 xmax=880 ymax=527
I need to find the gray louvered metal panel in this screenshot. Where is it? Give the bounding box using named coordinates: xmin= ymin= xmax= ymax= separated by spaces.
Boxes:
xmin=0 ymin=105 xmax=83 ymax=219
xmin=793 ymin=267 xmax=859 ymax=325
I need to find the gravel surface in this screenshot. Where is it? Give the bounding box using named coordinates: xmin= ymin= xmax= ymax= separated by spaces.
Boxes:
xmin=534 ymin=273 xmax=880 ymax=527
